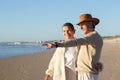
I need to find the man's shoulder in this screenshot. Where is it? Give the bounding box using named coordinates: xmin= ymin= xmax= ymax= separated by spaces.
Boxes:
xmin=92 ymin=31 xmax=102 ymax=38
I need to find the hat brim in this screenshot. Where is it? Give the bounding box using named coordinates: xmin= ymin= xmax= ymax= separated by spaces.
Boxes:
xmin=77 ymin=18 xmax=99 ymax=25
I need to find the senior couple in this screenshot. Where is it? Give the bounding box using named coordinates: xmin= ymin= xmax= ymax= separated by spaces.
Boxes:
xmin=43 ymin=13 xmax=103 ymax=80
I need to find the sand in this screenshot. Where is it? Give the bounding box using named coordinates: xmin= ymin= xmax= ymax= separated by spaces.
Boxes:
xmin=0 ymin=39 xmax=120 ymax=80
xmin=0 ymin=51 xmax=54 ymax=80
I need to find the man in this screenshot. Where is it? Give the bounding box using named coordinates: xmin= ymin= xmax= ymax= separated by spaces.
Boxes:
xmin=44 ymin=14 xmax=103 ymax=80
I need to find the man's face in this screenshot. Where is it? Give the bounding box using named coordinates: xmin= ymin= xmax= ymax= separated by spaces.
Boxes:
xmin=79 ymin=21 xmax=93 ymax=34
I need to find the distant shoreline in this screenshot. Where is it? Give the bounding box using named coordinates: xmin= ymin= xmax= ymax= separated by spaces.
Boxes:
xmin=103 ymin=35 xmax=120 ymax=40
xmin=1 ymin=36 xmax=120 ymax=59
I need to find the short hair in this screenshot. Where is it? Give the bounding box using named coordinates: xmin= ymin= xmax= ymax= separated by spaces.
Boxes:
xmin=62 ymin=22 xmax=75 ymax=30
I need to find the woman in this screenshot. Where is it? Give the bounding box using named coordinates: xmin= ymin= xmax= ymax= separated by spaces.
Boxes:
xmin=44 ymin=22 xmax=79 ymax=80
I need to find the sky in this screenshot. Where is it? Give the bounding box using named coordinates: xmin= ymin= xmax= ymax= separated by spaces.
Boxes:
xmin=0 ymin=0 xmax=120 ymax=42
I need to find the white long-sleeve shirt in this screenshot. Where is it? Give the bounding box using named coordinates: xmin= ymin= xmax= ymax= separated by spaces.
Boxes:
xmin=45 ymin=46 xmax=79 ymax=80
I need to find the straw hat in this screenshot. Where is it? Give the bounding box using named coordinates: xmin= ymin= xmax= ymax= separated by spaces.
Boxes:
xmin=77 ymin=14 xmax=100 ymax=25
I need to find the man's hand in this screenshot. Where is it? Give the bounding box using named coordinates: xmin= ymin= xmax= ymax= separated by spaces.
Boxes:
xmin=94 ymin=62 xmax=103 ymax=72
xmin=42 ymin=43 xmax=55 ymax=49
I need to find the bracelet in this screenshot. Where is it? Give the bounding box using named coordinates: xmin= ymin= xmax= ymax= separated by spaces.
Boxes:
xmin=54 ymin=42 xmax=58 ymax=48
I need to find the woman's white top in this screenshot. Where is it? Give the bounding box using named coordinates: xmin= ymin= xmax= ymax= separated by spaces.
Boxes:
xmin=64 ymin=47 xmax=78 ymax=72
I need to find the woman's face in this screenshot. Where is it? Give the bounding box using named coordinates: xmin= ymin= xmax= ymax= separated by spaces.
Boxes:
xmin=62 ymin=26 xmax=75 ymax=40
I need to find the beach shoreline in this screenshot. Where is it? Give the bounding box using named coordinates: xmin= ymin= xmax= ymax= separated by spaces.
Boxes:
xmin=0 ymin=39 xmax=120 ymax=80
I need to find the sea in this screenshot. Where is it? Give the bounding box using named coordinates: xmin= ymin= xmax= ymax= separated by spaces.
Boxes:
xmin=0 ymin=42 xmax=55 ymax=59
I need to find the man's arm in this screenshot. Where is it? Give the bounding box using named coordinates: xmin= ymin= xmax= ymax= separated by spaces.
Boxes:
xmin=43 ymin=34 xmax=96 ymax=49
